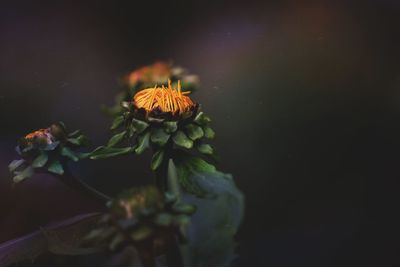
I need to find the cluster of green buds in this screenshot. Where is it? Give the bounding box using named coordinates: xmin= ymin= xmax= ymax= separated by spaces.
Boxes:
xmin=91 ymin=80 xmax=216 ymax=174
xmin=84 ymin=186 xmax=195 ymax=257
xmin=105 ymin=62 xmax=200 ymax=116
xmin=9 ymin=122 xmax=89 ymax=182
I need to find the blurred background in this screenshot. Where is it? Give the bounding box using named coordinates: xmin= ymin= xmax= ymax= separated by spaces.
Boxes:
xmin=1 ymin=0 xmax=400 ymax=266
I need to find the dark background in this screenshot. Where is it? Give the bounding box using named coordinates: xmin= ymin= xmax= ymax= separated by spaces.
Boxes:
xmin=1 ymin=0 xmax=400 ymax=266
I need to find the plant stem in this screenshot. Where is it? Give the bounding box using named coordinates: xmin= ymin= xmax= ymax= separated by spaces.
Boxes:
xmin=58 ymin=170 xmax=111 ymax=203
xmin=153 ymin=143 xmax=173 ymax=193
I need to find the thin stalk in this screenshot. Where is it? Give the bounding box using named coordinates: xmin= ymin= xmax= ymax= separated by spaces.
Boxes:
xmin=57 ymin=169 xmax=111 ymax=203
xmin=152 ymin=148 xmax=184 ymax=267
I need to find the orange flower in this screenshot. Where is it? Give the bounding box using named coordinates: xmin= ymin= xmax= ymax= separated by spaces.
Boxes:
xmin=133 ymin=80 xmax=194 ymax=115
xmin=127 ymin=62 xmax=171 ymax=87
xmin=25 ymin=128 xmax=53 ymax=144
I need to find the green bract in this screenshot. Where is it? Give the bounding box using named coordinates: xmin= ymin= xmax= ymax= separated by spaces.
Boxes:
xmin=8 ymin=122 xmax=89 ymax=182
xmin=91 ymin=102 xmax=217 ymax=168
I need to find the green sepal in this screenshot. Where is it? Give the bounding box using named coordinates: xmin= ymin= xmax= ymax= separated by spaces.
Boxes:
xmin=110 ymin=115 xmax=124 ymax=130
xmin=90 ymin=146 xmax=134 ymax=160
xmin=172 ymin=131 xmax=193 ymax=149
xmin=163 ymin=121 xmax=178 ymax=133
xmin=43 ymin=141 xmax=60 ymax=151
xmin=32 ymin=152 xmax=49 ymax=168
xmin=150 ymin=128 xmax=170 ymax=146
xmin=13 ymin=166 xmax=34 ymax=183
xmin=107 ymin=130 xmax=126 ymax=147
xmin=197 ymin=144 xmax=214 ymax=155
xmin=150 ymin=150 xmax=164 ymax=171
xmin=121 ymin=101 xmax=130 ymax=109
xmin=194 ymin=112 xmax=211 ymax=125
xmin=132 ymin=118 xmax=149 ymax=133
xmin=57 ymin=121 xmax=66 ymax=131
xmin=135 ymin=132 xmax=150 ymax=154
xmin=127 ymin=124 xmax=136 ymax=138
xmin=185 ymin=124 xmax=204 ymax=141
xmin=147 ymin=116 xmax=165 ymax=123
xmin=9 ymin=159 xmax=25 ymax=172
xmin=47 ymin=160 xmax=64 ymax=175
xmin=61 ymin=147 xmax=79 ymax=162
xmin=203 ymin=126 xmax=215 ymax=139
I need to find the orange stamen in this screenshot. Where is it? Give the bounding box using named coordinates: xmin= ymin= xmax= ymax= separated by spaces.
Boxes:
xmin=133 ymin=79 xmax=194 ymax=115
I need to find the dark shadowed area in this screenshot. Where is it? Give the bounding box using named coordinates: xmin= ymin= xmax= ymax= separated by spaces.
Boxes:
xmin=1 ymin=0 xmax=400 ymax=266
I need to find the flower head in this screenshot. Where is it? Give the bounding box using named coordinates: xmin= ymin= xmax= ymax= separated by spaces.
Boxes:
xmin=24 ymin=128 xmax=54 ymax=145
xmin=127 ymin=62 xmax=171 ymax=87
xmin=10 ymin=122 xmax=89 ymax=183
xmin=115 ymin=186 xmax=164 ymax=219
xmin=84 ymin=186 xmax=195 ymax=252
xmin=133 ymin=79 xmax=195 ymax=116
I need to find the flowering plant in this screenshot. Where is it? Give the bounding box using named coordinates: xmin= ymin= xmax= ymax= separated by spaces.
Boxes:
xmin=2 ymin=63 xmax=243 ymax=267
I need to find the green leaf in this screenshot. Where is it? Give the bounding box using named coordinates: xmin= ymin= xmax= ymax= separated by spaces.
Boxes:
xmin=135 ymin=132 xmax=150 ymax=154
xmin=32 ymin=152 xmax=49 ymax=168
xmin=150 ymin=150 xmax=164 ymax=171
xmin=182 ymin=171 xmax=244 ymax=267
xmin=90 ymin=146 xmax=134 ymax=160
xmin=176 ymin=155 xmax=216 ymax=173
xmin=61 ymin=147 xmax=79 ymax=162
xmin=172 ymin=203 xmax=196 ymax=215
xmin=47 ymin=161 xmax=64 ymax=175
xmin=130 ymin=225 xmax=153 ymax=241
xmin=197 ymin=144 xmax=214 ymax=155
xmin=8 ymin=159 xmax=25 ymax=172
xmin=203 ymin=126 xmax=215 ymax=139
xmin=173 ymin=215 xmax=191 ymax=226
xmin=107 ymin=130 xmax=126 ymax=147
xmin=172 ymin=131 xmax=193 ymax=149
xmin=174 ymin=155 xmax=216 ymax=196
xmin=67 ymin=135 xmax=89 ymax=146
xmin=154 ymin=213 xmax=172 ymax=226
xmin=110 ymin=115 xmax=124 ymax=130
xmin=163 ymin=121 xmax=178 ymax=133
xmin=194 ymin=112 xmax=211 ymax=125
xmin=13 ymin=166 xmax=34 ymax=183
xmin=68 ymin=130 xmax=82 ymax=137
xmin=185 ymin=124 xmax=204 ymax=141
xmin=108 ymin=233 xmax=125 ymax=251
xmin=150 ymin=128 xmax=170 ymax=146
xmin=76 ymin=152 xmax=91 ymax=159
xmin=132 ymin=118 xmax=149 ymax=133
